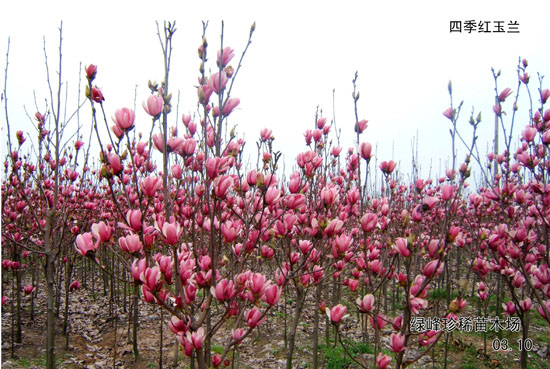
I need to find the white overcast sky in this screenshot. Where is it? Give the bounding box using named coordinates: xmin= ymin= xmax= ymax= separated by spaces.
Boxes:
xmin=1 ymin=0 xmax=549 ymax=183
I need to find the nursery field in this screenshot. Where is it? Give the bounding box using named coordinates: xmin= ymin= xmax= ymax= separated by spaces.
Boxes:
xmin=2 ymin=20 xmax=550 ymax=369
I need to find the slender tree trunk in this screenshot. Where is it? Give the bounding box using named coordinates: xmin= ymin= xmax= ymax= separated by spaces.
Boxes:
xmin=286 ymin=286 xmax=304 ymax=369
xmin=63 ymin=262 xmax=73 ymax=350
xmin=159 ymin=306 xmax=163 ymax=369
xmin=519 ymin=312 xmax=529 ymax=369
xmin=15 ymin=263 xmax=22 ymax=343
xmin=132 ymin=286 xmax=139 ymax=358
xmin=45 ymin=242 xmax=56 ymax=369
xmin=312 ymin=283 xmax=321 ymax=369
xmin=31 ymin=260 xmax=36 ymax=320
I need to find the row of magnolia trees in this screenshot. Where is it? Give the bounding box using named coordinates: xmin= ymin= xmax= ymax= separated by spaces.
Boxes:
xmin=2 ymin=21 xmax=550 ymax=369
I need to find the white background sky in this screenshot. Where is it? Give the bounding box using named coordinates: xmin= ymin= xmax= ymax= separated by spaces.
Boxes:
xmin=1 ymin=0 xmax=549 ymax=184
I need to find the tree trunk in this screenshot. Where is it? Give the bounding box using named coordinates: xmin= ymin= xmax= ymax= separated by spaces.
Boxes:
xmin=312 ymin=283 xmax=321 ymax=369
xmin=286 ymin=286 xmax=305 ymax=369
xmin=45 ymin=249 xmax=56 ymax=369
xmin=132 ymin=286 xmax=140 ymax=358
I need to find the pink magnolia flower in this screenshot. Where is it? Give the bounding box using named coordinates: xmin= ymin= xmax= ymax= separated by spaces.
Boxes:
xmin=107 ymin=154 xmax=123 ymax=175
xmin=85 ymin=64 xmax=97 ymax=80
xmin=441 ymin=184 xmax=453 ymax=201
xmin=370 ymin=314 xmax=387 ymax=330
xmin=248 ymin=273 xmax=266 ymax=296
xmin=152 ymin=133 xmax=165 ymax=152
xmin=332 ymin=234 xmax=352 ymax=257
xmin=540 ymin=88 xmax=550 ymax=104
xmin=91 ymin=86 xmax=104 ymax=103
xmin=498 ymin=88 xmax=513 ymax=102
xmin=261 ymin=245 xmax=274 ymax=259
xmin=419 ymin=330 xmax=438 ymax=346
xmin=232 ymin=328 xmax=246 ymax=344
xmin=357 ymin=294 xmax=375 ymax=313
xmin=327 ymin=304 xmax=348 ymax=324
xmin=452 ymin=297 xmax=467 ymax=311
xmin=140 ymin=176 xmax=162 ymax=197
xmin=355 ymin=119 xmax=368 ymax=133
xmin=522 ymin=125 xmax=537 ymax=142
xmin=260 ymin=128 xmax=273 ymax=141
xmin=380 ymin=160 xmax=397 ymax=174
xmin=186 ymin=327 xmax=205 ymax=350
xmin=168 ymin=316 xmax=189 ymax=335
xmin=212 ymin=353 xmax=222 ymax=368
xmin=111 ymin=124 xmax=124 ymax=139
xmin=143 ymin=95 xmax=163 ymax=117
xmin=246 ymin=307 xmax=265 ymax=328
xmin=361 ymin=213 xmax=378 ymax=232
xmin=141 ymin=286 xmax=155 ymax=303
xmin=360 ymin=142 xmax=372 ymax=161
xmin=23 ymin=285 xmax=35 ymax=295
xmin=264 ymin=186 xmax=281 ymax=205
xmin=376 ymin=352 xmax=392 ymax=369
xmin=179 ymin=333 xmax=194 ymax=356
xmin=520 ymin=72 xmax=530 ymax=84
xmin=443 ymin=107 xmax=454 ymax=120
xmin=181 ymin=138 xmax=196 ymax=156
xmin=262 ymin=284 xmax=282 ymax=306
xmin=392 ymin=316 xmax=403 ymax=331
xmin=162 ymin=221 xmax=182 ymax=246
xmin=422 ymin=259 xmax=444 ymax=278
xmin=140 ymin=266 xmax=162 ymax=291
xmin=390 ymin=332 xmax=406 ymax=353
xmin=503 ymin=301 xmax=516 ymax=315
xmin=211 ymin=279 xmax=235 ymax=302
xmin=215 ymin=176 xmax=234 ymax=199
xmin=221 ymin=97 xmax=240 ymax=116
xmin=131 ymin=258 xmax=147 ymax=282
xmin=208 ymin=71 xmax=228 ymax=94
xmin=478 ymin=290 xmax=489 ymax=300
xmin=172 ymin=164 xmax=182 ymax=179
xmin=2 ymin=296 xmax=8 ymax=305
xmin=519 ymin=298 xmax=532 ymax=311
xmin=69 ymin=280 xmax=81 ymax=291
xmin=113 ymin=107 xmax=135 ymax=131
xmin=536 ymin=300 xmax=550 ymax=319
xmin=119 ymin=234 xmax=143 ymax=254
xmin=393 ymin=237 xmax=410 ymax=257
xmin=221 ymin=221 xmax=239 ymax=243
xmin=91 ymin=221 xmax=112 ymax=243
xmin=74 ymin=140 xmax=84 ymax=150
xmin=75 ymin=232 xmax=98 ymax=257
xmin=121 ymin=210 xmax=142 ymax=232
xmin=409 ymin=296 xmax=428 ymax=314
xmin=217 ymin=46 xmax=235 ymax=67
xmin=535 ymin=265 xmax=550 ymax=286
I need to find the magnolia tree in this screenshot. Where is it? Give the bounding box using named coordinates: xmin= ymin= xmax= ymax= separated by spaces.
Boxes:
xmin=2 ymin=21 xmax=550 ymax=369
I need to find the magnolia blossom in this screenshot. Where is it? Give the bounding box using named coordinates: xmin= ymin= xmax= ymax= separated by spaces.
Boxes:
xmin=23 ymin=285 xmax=35 ymax=295
xmin=75 ymin=233 xmax=98 ymax=257
xmin=390 ymin=332 xmax=406 ymax=353
xmin=232 ymin=328 xmax=246 ymax=344
xmin=376 ymin=352 xmax=392 ymax=369
xmin=357 ymin=294 xmax=375 ymax=313
xmin=113 ymin=107 xmax=135 ymax=131
xmin=327 ymin=304 xmax=348 ymax=324
xmin=143 ymin=95 xmax=163 ymax=117
xmin=186 ymin=327 xmax=205 ymax=350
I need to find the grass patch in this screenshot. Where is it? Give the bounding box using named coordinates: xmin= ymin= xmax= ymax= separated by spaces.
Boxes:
xmin=211 ymin=344 xmax=224 ymax=354
xmin=319 ymin=343 xmax=352 ymax=369
xmin=319 ymin=338 xmax=374 ymax=369
xmin=429 ymin=287 xmax=458 ymax=301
